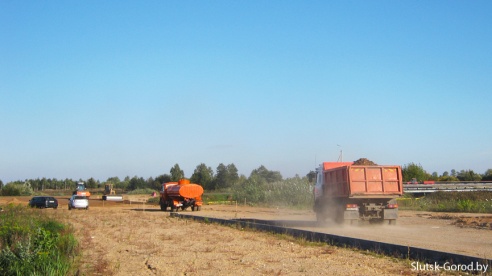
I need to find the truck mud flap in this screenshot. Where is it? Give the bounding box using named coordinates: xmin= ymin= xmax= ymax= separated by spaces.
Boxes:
xmin=383 ymin=208 xmax=398 ymax=220
xmin=344 ymin=210 xmax=359 ymax=220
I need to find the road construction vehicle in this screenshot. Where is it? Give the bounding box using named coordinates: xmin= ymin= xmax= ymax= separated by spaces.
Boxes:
xmin=159 ymin=179 xmax=203 ymax=211
xmin=102 ymin=183 xmax=123 ymax=201
xmin=313 ymin=162 xmax=403 ymax=225
xmin=73 ymin=182 xmax=91 ymax=198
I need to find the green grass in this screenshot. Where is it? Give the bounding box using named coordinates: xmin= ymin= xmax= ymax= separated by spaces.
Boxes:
xmin=202 ymin=192 xmax=233 ymax=204
xmin=398 ymin=191 xmax=492 ymax=213
xmin=0 ymin=204 xmax=79 ymax=275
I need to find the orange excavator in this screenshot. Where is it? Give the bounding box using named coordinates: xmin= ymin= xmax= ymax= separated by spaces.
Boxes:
xmin=159 ymin=179 xmax=203 ymax=211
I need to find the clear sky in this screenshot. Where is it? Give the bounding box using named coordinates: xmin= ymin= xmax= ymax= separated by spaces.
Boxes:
xmin=1 ymin=1 xmax=491 ymax=183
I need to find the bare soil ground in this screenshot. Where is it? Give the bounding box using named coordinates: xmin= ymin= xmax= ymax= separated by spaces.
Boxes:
xmin=2 ymin=196 xmax=491 ymax=275
xmin=198 ymin=204 xmax=492 ymax=259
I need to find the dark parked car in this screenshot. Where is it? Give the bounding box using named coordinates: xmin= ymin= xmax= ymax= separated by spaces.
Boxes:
xmin=28 ymin=196 xmax=58 ymax=209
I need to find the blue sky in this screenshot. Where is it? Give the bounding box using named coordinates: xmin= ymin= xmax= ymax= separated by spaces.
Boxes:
xmin=1 ymin=1 xmax=491 ymax=182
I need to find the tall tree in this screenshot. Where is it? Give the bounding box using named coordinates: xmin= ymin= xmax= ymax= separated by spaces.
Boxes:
xmin=106 ymin=177 xmax=121 ymax=187
xmin=212 ymin=163 xmax=239 ymax=190
xmin=451 ymin=169 xmax=457 ymax=177
xmin=64 ymin=178 xmax=74 ymax=190
xmin=226 ymin=163 xmax=239 ymax=187
xmin=86 ymin=177 xmax=97 ymax=189
xmin=483 ymin=169 xmax=492 ymax=181
xmin=457 ymin=170 xmax=482 ymax=181
xmin=402 ymin=163 xmax=429 ymax=182
xmin=155 ymin=174 xmax=172 ymax=185
xmin=214 ymin=163 xmax=228 ymax=190
xmin=306 ymin=171 xmax=316 ymax=183
xmin=430 ymin=172 xmax=439 ymax=180
xmin=250 ymin=165 xmax=283 ymax=183
xmin=128 ymin=176 xmax=146 ymax=190
xmin=0 ymin=179 xmax=3 ymax=190
xmin=40 ymin=178 xmax=49 ymax=191
xmin=190 ymin=163 xmax=214 ymax=190
xmin=170 ymin=164 xmax=185 ymax=181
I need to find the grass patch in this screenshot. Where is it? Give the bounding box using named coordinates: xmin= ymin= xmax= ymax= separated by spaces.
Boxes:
xmin=399 ymin=191 xmax=492 ymax=213
xmin=0 ymin=204 xmax=79 ymax=275
xmin=202 ymin=192 xmax=232 ymax=204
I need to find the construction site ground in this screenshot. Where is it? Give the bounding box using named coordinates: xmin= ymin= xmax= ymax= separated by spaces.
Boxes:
xmin=1 ymin=195 xmax=491 ymax=275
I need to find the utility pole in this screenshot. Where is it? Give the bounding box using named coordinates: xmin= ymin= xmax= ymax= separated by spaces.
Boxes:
xmin=337 ymin=144 xmax=343 ymax=162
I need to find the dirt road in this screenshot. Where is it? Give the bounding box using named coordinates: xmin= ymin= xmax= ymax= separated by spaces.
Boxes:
xmin=2 ymin=196 xmax=491 ymax=275
xmin=198 ymin=204 xmax=492 ymax=259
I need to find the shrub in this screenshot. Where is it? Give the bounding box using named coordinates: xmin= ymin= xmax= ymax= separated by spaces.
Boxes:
xmin=264 ymin=177 xmax=313 ymax=208
xmin=232 ymin=176 xmax=313 ymax=208
xmin=0 ymin=204 xmax=78 ymax=275
xmin=457 ymin=199 xmax=475 ymax=212
xmin=0 ymin=183 xmax=33 ymax=196
xmin=232 ymin=175 xmax=266 ymax=205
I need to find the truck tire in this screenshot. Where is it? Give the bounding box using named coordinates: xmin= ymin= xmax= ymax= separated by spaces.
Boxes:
xmin=170 ymin=205 xmax=176 ymax=212
xmin=160 ymin=204 xmax=167 ymax=211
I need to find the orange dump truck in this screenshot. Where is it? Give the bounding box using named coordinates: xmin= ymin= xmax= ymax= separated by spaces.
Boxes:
xmin=159 ymin=179 xmax=203 ymax=212
xmin=313 ymin=162 xmax=403 ymax=225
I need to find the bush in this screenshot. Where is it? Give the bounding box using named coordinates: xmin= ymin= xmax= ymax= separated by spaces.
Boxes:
xmin=232 ymin=176 xmax=313 ymax=208
xmin=0 ymin=204 xmax=78 ymax=275
xmin=264 ymin=177 xmax=313 ymax=208
xmin=0 ymin=184 xmax=21 ymax=196
xmin=233 ymin=175 xmax=267 ymax=206
xmin=0 ymin=183 xmax=33 ymax=196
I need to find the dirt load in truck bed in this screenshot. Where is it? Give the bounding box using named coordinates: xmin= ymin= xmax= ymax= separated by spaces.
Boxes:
xmin=352 ymin=158 xmax=378 ymax=165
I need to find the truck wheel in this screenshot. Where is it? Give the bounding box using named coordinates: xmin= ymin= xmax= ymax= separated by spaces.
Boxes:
xmin=191 ymin=206 xmax=195 ymax=211
xmin=170 ymin=206 xmax=176 ymax=212
xmin=196 ymin=206 xmax=201 ymax=211
xmin=160 ymin=204 xmax=167 ymax=211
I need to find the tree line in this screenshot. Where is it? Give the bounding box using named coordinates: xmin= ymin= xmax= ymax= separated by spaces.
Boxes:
xmin=401 ymin=163 xmax=492 ymax=182
xmin=1 ymin=162 xmax=491 ymax=197
xmin=0 ymin=163 xmax=284 ymax=195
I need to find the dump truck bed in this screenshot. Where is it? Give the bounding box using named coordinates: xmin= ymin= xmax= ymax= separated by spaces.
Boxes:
xmin=323 ymin=165 xmax=403 ymax=198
